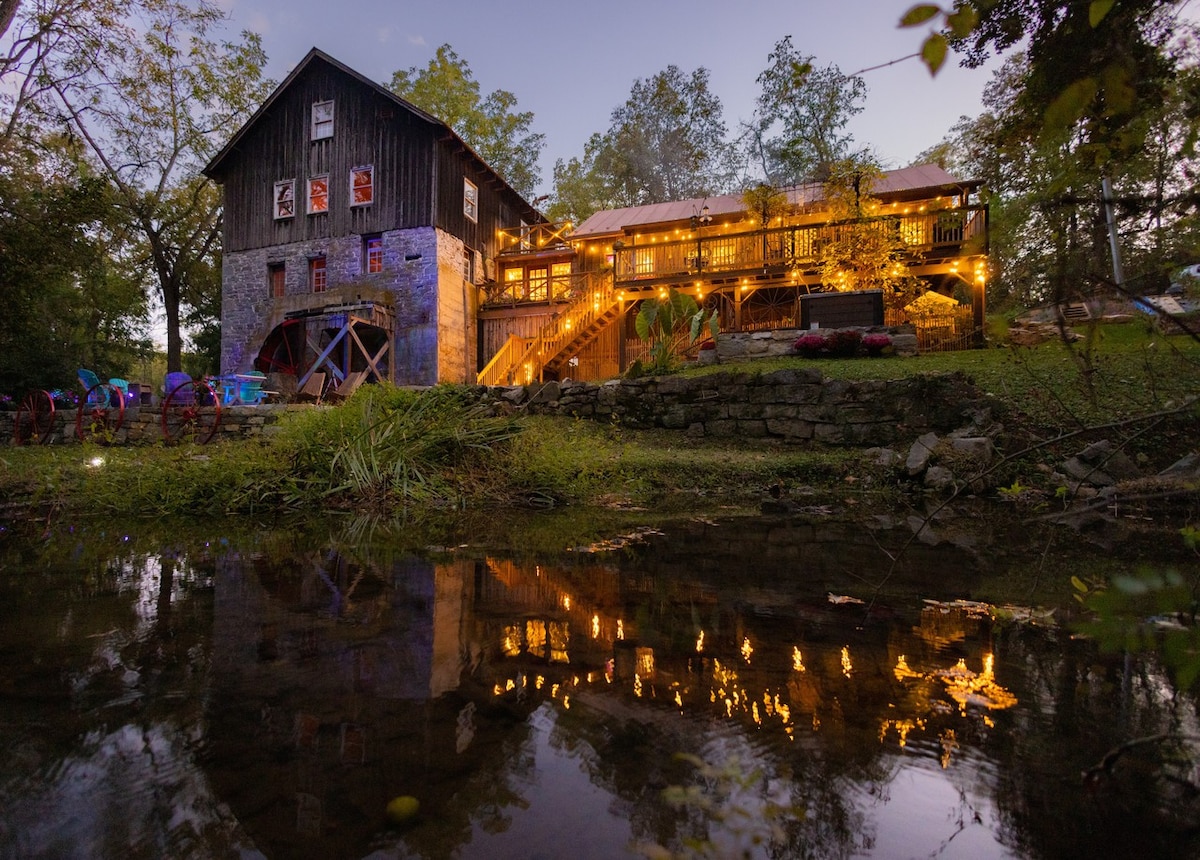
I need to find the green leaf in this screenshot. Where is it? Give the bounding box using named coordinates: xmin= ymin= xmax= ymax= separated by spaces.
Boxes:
xmin=921 ymin=34 xmax=948 ymax=75
xmin=1089 ymin=0 xmax=1116 ymax=27
xmin=1043 ymin=77 xmax=1096 ymax=135
xmin=946 ymin=5 xmax=978 ymax=39
xmin=635 ymin=301 xmax=657 ymax=341
xmin=900 ymin=4 xmax=941 ymax=27
xmin=1070 ymin=575 xmax=1088 ymax=594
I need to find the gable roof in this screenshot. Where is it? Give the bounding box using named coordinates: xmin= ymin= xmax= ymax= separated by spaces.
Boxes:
xmin=202 ymin=47 xmax=544 ymax=223
xmin=570 ymin=164 xmax=981 ymax=240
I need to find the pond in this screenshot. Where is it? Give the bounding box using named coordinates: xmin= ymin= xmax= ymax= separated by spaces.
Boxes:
xmin=0 ymin=510 xmax=1197 ymax=859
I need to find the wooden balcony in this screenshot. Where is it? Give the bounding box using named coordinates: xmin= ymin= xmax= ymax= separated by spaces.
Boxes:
xmin=612 ymin=205 xmax=987 ymax=289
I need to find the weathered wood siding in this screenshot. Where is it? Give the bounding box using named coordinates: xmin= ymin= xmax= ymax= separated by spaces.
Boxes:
xmin=213 ymin=56 xmax=532 ymax=264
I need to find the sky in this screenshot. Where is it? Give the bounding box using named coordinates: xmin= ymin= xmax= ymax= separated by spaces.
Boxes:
xmin=217 ymin=0 xmax=1001 ymax=195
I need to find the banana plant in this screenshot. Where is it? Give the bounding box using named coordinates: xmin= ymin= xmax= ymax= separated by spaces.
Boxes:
xmin=635 ymin=288 xmax=719 ymax=374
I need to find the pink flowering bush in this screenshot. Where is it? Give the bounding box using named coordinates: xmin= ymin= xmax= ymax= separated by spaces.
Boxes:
xmin=862 ymin=333 xmax=892 ymax=356
xmin=793 ymin=333 xmax=829 ymax=357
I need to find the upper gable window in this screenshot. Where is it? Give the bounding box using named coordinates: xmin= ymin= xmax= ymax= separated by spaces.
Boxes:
xmin=308 ymin=175 xmax=329 ymax=214
xmin=273 ymin=179 xmax=295 ymax=220
xmin=350 ymin=166 xmax=374 ymax=207
xmin=312 ymin=100 xmax=334 ymax=141
xmin=463 ymin=178 xmax=478 ymax=223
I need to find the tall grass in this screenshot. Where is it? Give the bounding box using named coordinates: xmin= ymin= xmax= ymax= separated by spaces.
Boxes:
xmin=273 ymin=384 xmax=521 ymax=508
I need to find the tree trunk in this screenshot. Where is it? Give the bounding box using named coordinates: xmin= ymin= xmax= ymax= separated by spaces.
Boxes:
xmin=0 ymin=0 xmax=19 ymax=45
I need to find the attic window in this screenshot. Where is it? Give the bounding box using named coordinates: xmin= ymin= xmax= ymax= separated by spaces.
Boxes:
xmin=273 ymin=179 xmax=295 ymax=219
xmin=463 ymin=178 xmax=478 ymax=223
xmin=311 ymin=100 xmax=334 ymax=141
xmin=350 ymin=165 xmax=373 ymax=207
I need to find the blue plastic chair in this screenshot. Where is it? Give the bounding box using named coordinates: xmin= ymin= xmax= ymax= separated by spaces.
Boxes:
xmin=77 ymin=368 xmax=107 ymax=406
xmin=108 ymin=378 xmax=129 ymax=407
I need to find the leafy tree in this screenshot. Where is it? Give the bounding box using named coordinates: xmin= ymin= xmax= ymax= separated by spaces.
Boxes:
xmin=817 ymin=159 xmax=923 ymax=310
xmin=0 ymin=134 xmax=150 ymax=393
xmin=40 ymin=2 xmax=271 ymax=373
xmin=749 ymin=37 xmax=868 ymax=185
xmin=388 ymin=44 xmax=544 ymax=198
xmin=550 ymin=65 xmax=733 ymax=220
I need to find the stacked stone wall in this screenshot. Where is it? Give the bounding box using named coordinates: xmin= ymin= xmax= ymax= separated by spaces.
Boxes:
xmin=481 ymin=369 xmax=991 ymax=447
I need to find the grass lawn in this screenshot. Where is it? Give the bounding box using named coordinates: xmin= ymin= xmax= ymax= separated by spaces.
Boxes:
xmin=1 ymin=320 xmax=1196 ymax=520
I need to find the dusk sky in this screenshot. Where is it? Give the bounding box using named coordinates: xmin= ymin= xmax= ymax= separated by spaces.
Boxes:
xmin=217 ymin=0 xmax=1005 ymax=194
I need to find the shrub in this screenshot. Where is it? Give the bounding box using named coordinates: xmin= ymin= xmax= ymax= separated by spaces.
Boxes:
xmin=793 ymin=333 xmax=828 ymax=357
xmin=828 ymin=329 xmax=863 ymax=357
xmin=862 ymin=333 xmax=892 ymax=356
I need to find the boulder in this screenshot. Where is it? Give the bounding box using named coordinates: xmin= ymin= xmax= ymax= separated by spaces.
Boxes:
xmin=906 ymin=432 xmax=940 ymax=476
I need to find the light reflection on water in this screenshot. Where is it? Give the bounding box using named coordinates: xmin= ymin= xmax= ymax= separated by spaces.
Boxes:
xmin=0 ymin=516 xmax=1198 ymax=859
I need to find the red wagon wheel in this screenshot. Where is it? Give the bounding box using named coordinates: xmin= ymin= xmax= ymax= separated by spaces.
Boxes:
xmin=13 ymin=390 xmax=55 ymax=445
xmin=75 ymin=383 xmax=125 ymax=443
xmin=160 ymin=379 xmax=221 ymax=445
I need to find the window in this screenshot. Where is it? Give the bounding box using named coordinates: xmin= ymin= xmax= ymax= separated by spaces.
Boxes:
xmin=503 ymin=267 xmax=523 ymax=301
xmin=311 ymin=100 xmax=334 ymax=141
xmin=463 ymin=178 xmax=478 ymax=222
xmin=528 ymin=266 xmax=548 ymax=302
xmin=550 ymin=262 xmax=572 ymax=301
xmin=350 ymin=165 xmax=373 ymax=207
xmin=274 ymin=179 xmax=295 ymax=219
xmin=363 ymin=235 xmax=383 ymax=274
xmin=268 ymin=263 xmax=285 ymax=298
xmin=462 ymin=247 xmax=475 ymax=283
xmin=309 ymin=256 xmax=327 ymax=293
xmin=308 ymin=175 xmax=329 ymax=214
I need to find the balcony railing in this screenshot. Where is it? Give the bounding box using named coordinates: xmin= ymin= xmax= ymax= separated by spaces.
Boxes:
xmin=497 ymin=221 xmax=574 ymax=254
xmin=613 ymin=205 xmax=987 ymax=285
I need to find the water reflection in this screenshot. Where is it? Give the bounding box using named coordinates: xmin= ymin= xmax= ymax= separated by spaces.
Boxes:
xmin=0 ymin=517 xmax=1198 ymax=859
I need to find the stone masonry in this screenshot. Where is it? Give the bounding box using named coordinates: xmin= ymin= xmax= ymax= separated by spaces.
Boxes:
xmin=222 ymin=225 xmax=473 ymax=386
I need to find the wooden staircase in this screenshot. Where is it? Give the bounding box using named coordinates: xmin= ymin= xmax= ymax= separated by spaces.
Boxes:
xmin=477 ymin=282 xmax=622 ymax=386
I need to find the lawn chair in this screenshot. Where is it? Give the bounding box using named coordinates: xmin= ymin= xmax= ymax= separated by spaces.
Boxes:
xmin=77 ymin=368 xmax=104 ymax=405
xmin=107 ymin=377 xmax=129 ymax=407
xmin=296 ymin=371 xmax=326 ymax=403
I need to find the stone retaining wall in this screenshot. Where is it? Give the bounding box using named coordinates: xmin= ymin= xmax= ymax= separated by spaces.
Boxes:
xmin=4 ymin=368 xmax=993 ymax=451
xmin=484 ymin=369 xmax=993 ymax=447
xmin=0 ymin=404 xmax=295 ymax=447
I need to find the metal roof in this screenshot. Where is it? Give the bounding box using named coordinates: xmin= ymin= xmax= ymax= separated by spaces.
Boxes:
xmin=570 ymin=164 xmax=978 ymax=240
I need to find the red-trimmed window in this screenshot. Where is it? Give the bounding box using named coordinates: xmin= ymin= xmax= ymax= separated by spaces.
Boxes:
xmin=308 ymin=175 xmax=329 ymax=214
xmin=363 ymin=235 xmax=383 ymax=273
xmin=268 ymin=263 xmax=285 ymax=298
xmin=310 ymin=256 xmax=327 ymax=293
xmin=351 ymin=166 xmax=374 ymax=207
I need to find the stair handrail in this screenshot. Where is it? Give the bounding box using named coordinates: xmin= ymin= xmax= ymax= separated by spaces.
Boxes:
xmin=477 ymin=276 xmax=619 ymax=385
